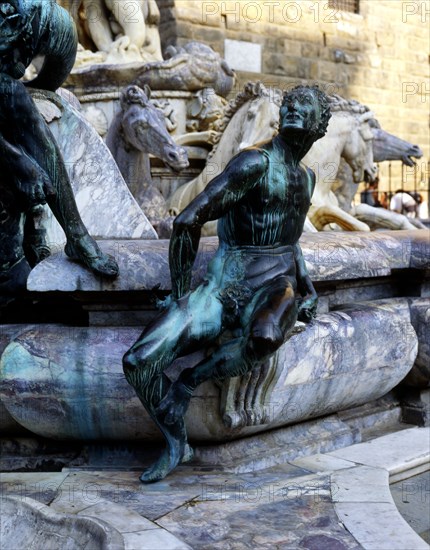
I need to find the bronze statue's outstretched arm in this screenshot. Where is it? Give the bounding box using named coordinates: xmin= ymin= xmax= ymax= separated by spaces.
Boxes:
xmin=294 ymin=242 xmax=318 ymax=322
xmin=294 ymin=243 xmax=314 ymax=295
xmin=169 ymin=149 xmax=267 ymax=299
xmin=293 ymin=167 xmax=317 ymax=321
xmin=294 ymin=167 xmax=316 ymax=294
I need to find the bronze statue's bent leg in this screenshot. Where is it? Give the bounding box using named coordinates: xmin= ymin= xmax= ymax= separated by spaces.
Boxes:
xmin=123 ymin=288 xmax=223 ymax=482
xmin=158 ymin=279 xmax=298 ymax=426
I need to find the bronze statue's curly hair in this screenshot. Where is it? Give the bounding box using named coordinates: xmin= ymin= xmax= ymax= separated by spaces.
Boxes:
xmin=282 ymin=85 xmax=332 ymax=138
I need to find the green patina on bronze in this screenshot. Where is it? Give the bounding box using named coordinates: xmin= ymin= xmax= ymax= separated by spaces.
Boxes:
xmin=0 ymin=0 xmax=118 ymax=300
xmin=123 ymin=85 xmax=332 ymax=483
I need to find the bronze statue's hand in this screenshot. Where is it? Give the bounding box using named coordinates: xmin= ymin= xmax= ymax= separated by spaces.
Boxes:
xmin=156 ymin=294 xmax=174 ymax=310
xmin=13 ymin=153 xmax=56 ymax=209
xmin=16 ymin=172 xmax=56 ymax=209
xmin=297 ymin=293 xmax=318 ymax=323
xmin=156 ymin=292 xmax=190 ymax=311
xmin=41 ymin=172 xmax=56 ymax=200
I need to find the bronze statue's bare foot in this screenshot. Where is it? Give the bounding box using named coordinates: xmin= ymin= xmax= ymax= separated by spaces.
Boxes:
xmin=156 ymin=381 xmax=193 ymax=425
xmin=140 ymin=442 xmax=192 ymax=483
xmin=65 ymin=235 xmax=119 ymax=277
xmin=140 ymin=450 xmax=173 ymax=483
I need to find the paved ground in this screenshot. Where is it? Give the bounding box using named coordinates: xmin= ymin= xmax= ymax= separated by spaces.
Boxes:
xmin=1 ymin=427 xmax=429 ymax=549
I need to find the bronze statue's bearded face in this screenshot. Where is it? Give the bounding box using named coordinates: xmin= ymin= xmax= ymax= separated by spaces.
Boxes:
xmin=279 ymin=89 xmax=322 ymax=137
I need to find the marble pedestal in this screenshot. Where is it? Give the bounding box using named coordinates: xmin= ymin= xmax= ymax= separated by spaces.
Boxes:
xmin=0 ymin=231 xmax=428 ymax=446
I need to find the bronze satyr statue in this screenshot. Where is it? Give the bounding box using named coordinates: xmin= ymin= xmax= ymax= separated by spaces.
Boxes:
xmin=0 ymin=0 xmax=118 ymax=297
xmin=123 ymin=85 xmax=332 ymax=482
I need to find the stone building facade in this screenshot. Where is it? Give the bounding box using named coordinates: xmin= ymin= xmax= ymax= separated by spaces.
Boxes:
xmin=157 ymin=0 xmax=429 ymax=199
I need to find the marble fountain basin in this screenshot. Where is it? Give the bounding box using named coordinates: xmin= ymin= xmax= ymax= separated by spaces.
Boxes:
xmin=0 ymin=231 xmax=427 ymax=441
xmin=0 ymin=299 xmax=420 ymax=441
xmin=1 ymin=496 xmax=124 ymax=549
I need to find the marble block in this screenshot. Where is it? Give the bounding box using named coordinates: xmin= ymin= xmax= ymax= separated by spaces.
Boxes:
xmin=224 ymin=40 xmax=262 ymax=73
xmin=27 ymin=230 xmax=429 ymax=293
xmin=0 ymin=300 xmax=418 ymax=442
xmin=32 ymin=90 xmax=157 ymax=245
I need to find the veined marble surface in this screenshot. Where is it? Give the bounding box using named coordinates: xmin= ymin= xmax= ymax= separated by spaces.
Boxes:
xmin=27 ymin=230 xmax=429 ymax=293
xmin=0 ymin=300 xmax=418 ymax=441
xmin=32 ymin=90 xmax=157 ymax=245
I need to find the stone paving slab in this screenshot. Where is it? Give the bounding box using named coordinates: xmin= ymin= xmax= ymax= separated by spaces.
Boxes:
xmin=328 ymin=427 xmax=430 ymax=477
xmin=328 ymin=431 xmax=429 ymax=550
xmin=0 ymin=471 xmax=69 ymax=504
xmin=331 ymin=466 xmax=392 ymax=503
xmin=57 ymin=469 xmax=200 ymax=521
xmin=121 ymin=530 xmax=191 ymax=550
xmin=69 ymin=500 xmax=159 ymax=532
xmin=336 ymin=502 xmax=428 ymax=550
xmin=290 ymin=454 xmax=356 ymax=473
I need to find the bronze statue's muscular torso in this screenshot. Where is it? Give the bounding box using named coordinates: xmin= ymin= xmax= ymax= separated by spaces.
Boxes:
xmin=169 ymin=135 xmax=316 ymax=302
xmin=219 ymin=138 xmax=315 ymax=248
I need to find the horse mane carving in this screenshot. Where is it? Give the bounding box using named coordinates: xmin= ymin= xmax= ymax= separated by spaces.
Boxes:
xmin=208 ymin=82 xmax=281 ymax=158
xmin=210 ymin=89 xmax=371 ymax=158
xmin=328 ymin=94 xmax=372 ymax=115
